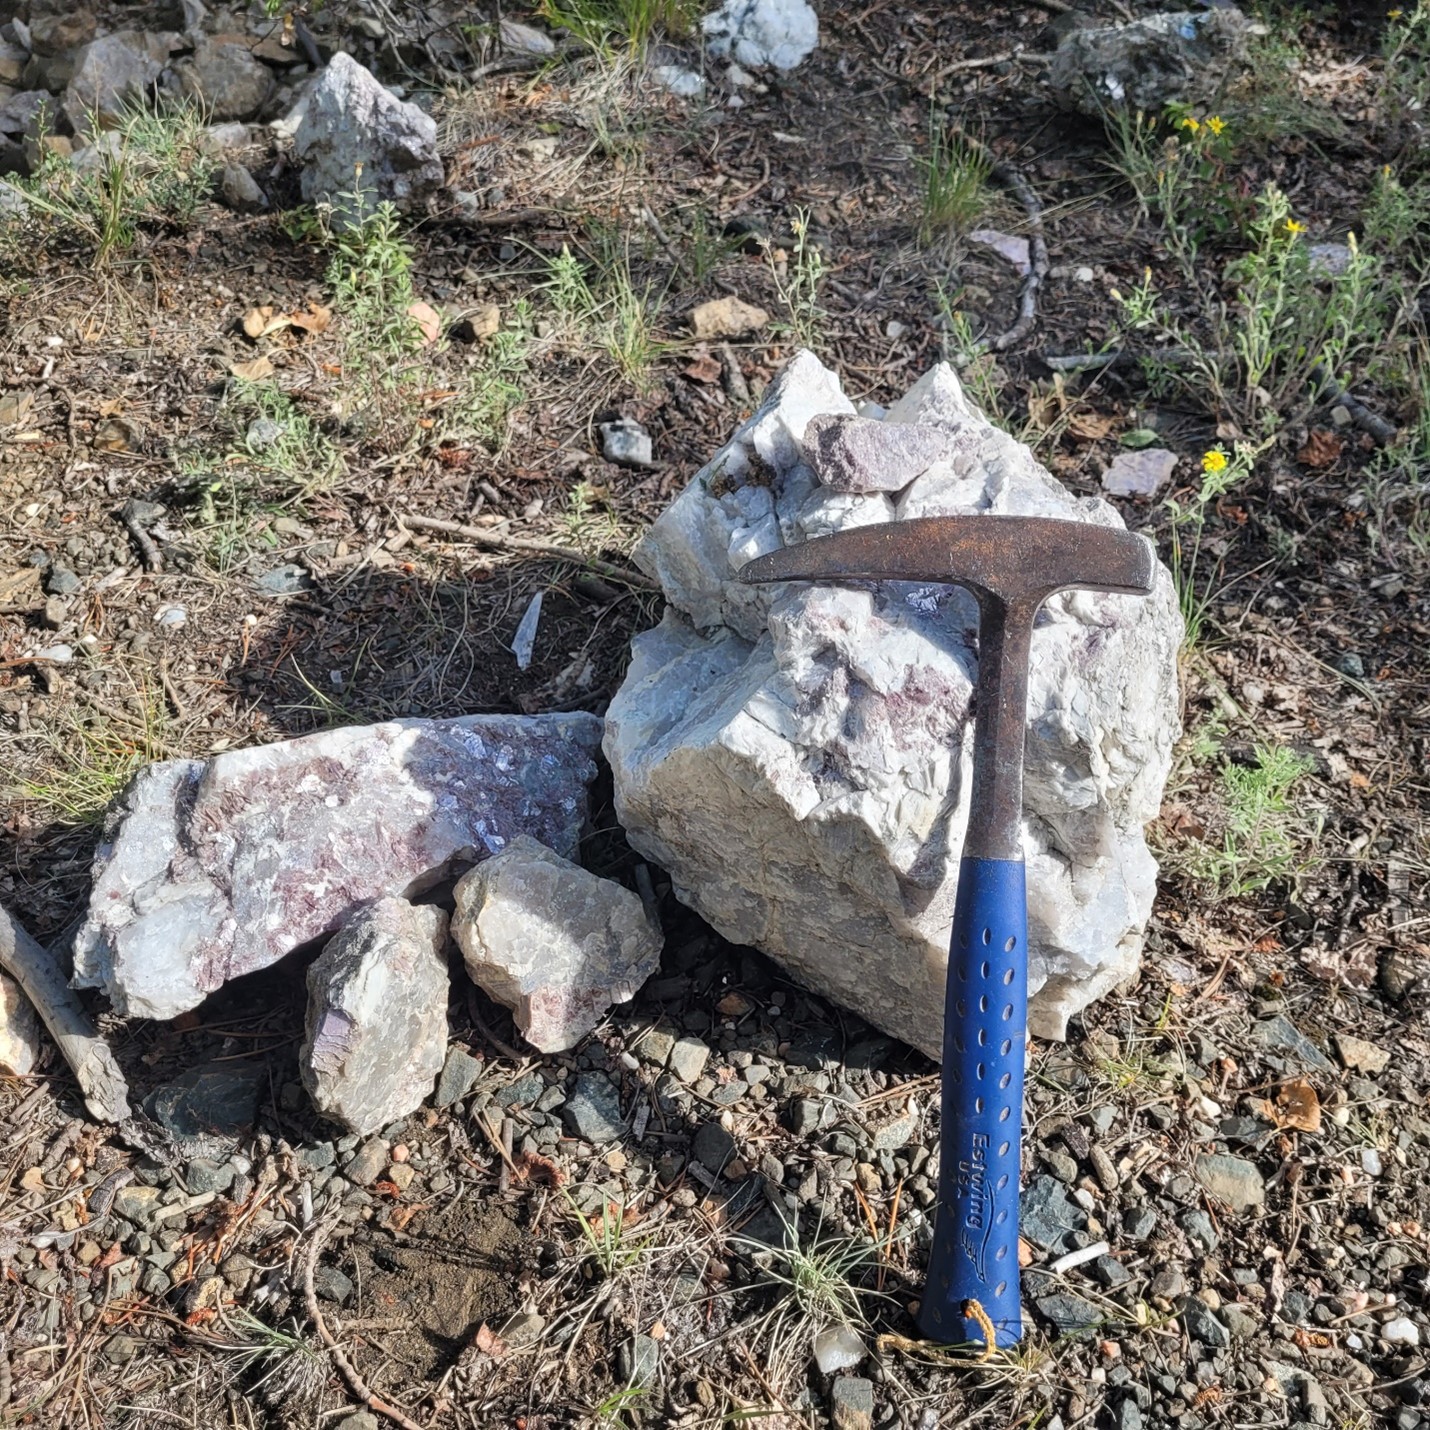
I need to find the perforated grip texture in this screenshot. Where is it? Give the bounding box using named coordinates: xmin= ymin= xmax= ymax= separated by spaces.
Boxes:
xmin=918 ymin=857 xmax=1028 ymax=1347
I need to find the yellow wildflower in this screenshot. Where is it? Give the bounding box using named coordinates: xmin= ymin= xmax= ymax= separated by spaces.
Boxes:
xmin=1389 ymin=8 xmax=1403 ymax=17
xmin=1180 ymin=116 xmax=1201 ymax=133
xmin=1202 ymin=448 xmax=1229 ymax=475
xmin=1285 ymin=219 xmax=1306 ymax=234
xmin=1206 ymin=115 xmax=1226 ymax=136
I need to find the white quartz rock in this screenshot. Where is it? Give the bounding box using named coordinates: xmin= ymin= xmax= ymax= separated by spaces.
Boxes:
xmin=606 ymin=351 xmax=1182 ymax=1054
xmin=452 ymin=836 xmax=663 ymax=1052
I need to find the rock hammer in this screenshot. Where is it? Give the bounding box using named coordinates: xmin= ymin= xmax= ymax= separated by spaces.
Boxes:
xmin=740 ymin=514 xmax=1155 ymax=1347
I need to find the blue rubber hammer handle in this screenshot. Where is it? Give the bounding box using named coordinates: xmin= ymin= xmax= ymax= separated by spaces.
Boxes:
xmin=917 ymin=856 xmax=1027 ymax=1346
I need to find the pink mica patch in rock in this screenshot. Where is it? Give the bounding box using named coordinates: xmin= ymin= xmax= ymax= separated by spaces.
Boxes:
xmin=72 ymin=714 xmax=602 ymax=1020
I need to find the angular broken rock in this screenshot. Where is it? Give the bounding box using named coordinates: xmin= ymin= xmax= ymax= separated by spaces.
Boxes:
xmin=452 ymin=836 xmax=662 ymax=1052
xmin=72 ymin=713 xmax=602 ymax=1020
xmin=64 ymin=31 xmax=174 ymax=137
xmin=294 ymin=52 xmax=443 ymax=228
xmin=690 ymin=295 xmax=769 ymax=341
xmin=605 ymin=351 xmax=1182 ymax=1056
xmin=0 ymin=968 xmax=41 ymax=1076
xmin=803 ymin=412 xmax=953 ymax=493
xmin=1048 ymin=9 xmax=1252 ymax=118
xmin=302 ymin=897 xmax=448 ymax=1135
xmin=176 ymin=34 xmax=275 ymax=122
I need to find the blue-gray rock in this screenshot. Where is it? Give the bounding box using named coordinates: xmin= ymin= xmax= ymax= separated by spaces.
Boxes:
xmin=692 ymin=1121 xmax=736 ymax=1173
xmin=44 ymin=565 xmax=81 ymax=596
xmin=1179 ymin=1208 xmax=1219 ymax=1253
xmin=1218 ymin=1115 xmax=1274 ymax=1148
xmin=618 ymin=1333 xmax=659 ymax=1386
xmin=185 ymin=1158 xmax=235 ymax=1195
xmin=1022 ymin=1175 xmax=1087 ymax=1253
xmin=1123 ymin=1205 xmax=1158 ymax=1241
xmin=1181 ymin=1297 xmax=1231 ymax=1347
xmin=312 ymin=1263 xmax=355 ymax=1304
xmin=435 ymin=1045 xmax=482 ymax=1106
xmin=144 ymin=1060 xmax=265 ymax=1159
xmin=1250 ymin=1015 xmax=1333 ymax=1072
xmin=562 ymin=1072 xmax=624 ymax=1143
xmin=496 ymin=1070 xmax=546 ymax=1109
xmin=1035 ymin=1290 xmax=1103 ymax=1334
xmin=1094 ymin=1255 xmax=1132 ymax=1288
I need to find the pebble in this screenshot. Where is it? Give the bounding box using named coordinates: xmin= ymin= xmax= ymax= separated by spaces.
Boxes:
xmin=1179 ymin=1208 xmax=1219 ymax=1253
xmin=638 ymin=1025 xmax=677 ymax=1067
xmin=185 ymin=1158 xmax=235 ymax=1195
xmin=786 ymin=1098 xmax=825 ymax=1136
xmin=1180 ymin=1298 xmax=1231 ymax=1348
xmin=1194 ymin=1153 xmax=1266 ymax=1212
xmin=812 ymin=1324 xmax=866 ymax=1373
xmin=44 ymin=566 xmax=81 ymax=596
xmin=619 ymin=1333 xmax=660 ymax=1385
xmin=599 ymin=417 xmax=654 ymax=469
xmin=1036 ymin=1291 xmax=1103 ymax=1333
xmin=1361 ymin=1148 xmax=1383 ymax=1177
xmin=1123 ymin=1205 xmax=1158 ymax=1241
xmin=561 ymin=1072 xmax=625 ymax=1144
xmin=1042 ymin=1148 xmax=1079 ymax=1185
xmin=831 ymin=1375 xmax=875 ymax=1430
xmin=1382 ymin=1316 xmax=1421 ymax=1345
xmin=344 ymin=1140 xmax=389 ymax=1187
xmin=435 ymin=1046 xmax=482 ymax=1105
xmin=669 ymin=1036 xmax=712 ymax=1084
xmin=692 ymin=1122 xmax=737 ymax=1174
xmin=312 ymin=1264 xmax=355 ymax=1305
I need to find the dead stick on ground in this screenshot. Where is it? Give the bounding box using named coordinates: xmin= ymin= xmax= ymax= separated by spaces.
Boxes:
xmin=986 ymin=154 xmax=1049 ymax=352
xmin=303 ymin=1223 xmax=426 ymax=1430
xmin=0 ymin=902 xmax=130 ymax=1124
xmin=399 ymin=513 xmax=660 ymax=591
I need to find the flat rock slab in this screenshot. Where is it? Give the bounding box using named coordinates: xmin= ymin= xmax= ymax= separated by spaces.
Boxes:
xmin=302 ymin=897 xmax=449 ymax=1135
xmin=144 ymin=1060 xmax=266 ymax=1160
xmin=803 ymin=412 xmax=953 ymax=493
xmin=1194 ymin=1152 xmax=1265 ymax=1212
xmin=452 ymin=836 xmax=662 ymax=1053
xmin=72 ymin=713 xmax=602 ymax=1020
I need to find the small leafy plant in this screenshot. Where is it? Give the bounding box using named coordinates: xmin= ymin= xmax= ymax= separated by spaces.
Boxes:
xmin=764 ymin=209 xmax=827 ymax=349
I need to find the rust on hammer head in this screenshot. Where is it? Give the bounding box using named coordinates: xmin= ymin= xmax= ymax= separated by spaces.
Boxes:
xmin=738 ymin=515 xmax=1155 ymax=604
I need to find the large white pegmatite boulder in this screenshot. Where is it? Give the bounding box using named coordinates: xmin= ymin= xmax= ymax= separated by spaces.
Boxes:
xmin=302 ymin=896 xmax=448 ymax=1135
xmin=702 ymin=0 xmax=819 ymax=72
xmin=72 ymin=714 xmax=602 ymax=1021
xmin=604 ymin=352 xmax=1182 ymax=1055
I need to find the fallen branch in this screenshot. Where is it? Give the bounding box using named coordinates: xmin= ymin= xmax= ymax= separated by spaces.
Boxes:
xmin=303 ymin=1221 xmax=426 ymax=1430
xmin=399 ymin=513 xmax=661 ymax=591
xmin=0 ymin=902 xmax=130 ymax=1124
xmin=1311 ymin=361 xmax=1397 ymax=447
xmin=985 ymin=156 xmax=1049 ymax=352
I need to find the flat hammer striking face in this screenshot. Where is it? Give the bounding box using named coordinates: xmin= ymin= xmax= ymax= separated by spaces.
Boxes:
xmin=741 ymin=514 xmax=1155 ymax=1347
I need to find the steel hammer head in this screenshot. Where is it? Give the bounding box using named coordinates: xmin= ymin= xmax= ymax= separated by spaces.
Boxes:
xmin=738 ymin=515 xmax=1155 ymax=608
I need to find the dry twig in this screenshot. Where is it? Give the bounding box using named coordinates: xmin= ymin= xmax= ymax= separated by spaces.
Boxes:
xmin=303 ymin=1222 xmax=426 ymax=1430
xmin=0 ymin=901 xmax=130 ymax=1124
xmin=399 ymin=513 xmax=660 ymax=590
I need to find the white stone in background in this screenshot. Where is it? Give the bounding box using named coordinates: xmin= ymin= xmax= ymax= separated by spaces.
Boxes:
xmin=702 ymin=0 xmax=819 ymax=71
xmin=0 ymin=969 xmax=41 ymax=1076
xmin=294 ymin=52 xmax=442 ymax=227
xmin=72 ymin=713 xmax=602 ymax=1020
xmin=605 ymin=351 xmax=1182 ymax=1055
xmin=652 ymin=64 xmax=706 ymax=98
xmin=301 ymin=897 xmax=448 ymax=1135
xmin=452 ymin=836 xmax=663 ymax=1052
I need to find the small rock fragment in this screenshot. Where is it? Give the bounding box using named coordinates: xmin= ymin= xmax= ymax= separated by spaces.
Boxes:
xmin=1036 ymin=1290 xmax=1103 ymax=1333
xmin=1194 ymin=1153 xmax=1265 ymax=1212
xmin=668 ymin=1036 xmax=711 ymax=1084
xmin=435 ymin=1045 xmax=481 ymax=1106
xmin=803 ymin=412 xmax=952 ymax=493
xmin=500 ymin=19 xmax=555 ymax=54
xmin=300 ymin=897 xmax=449 ymax=1136
xmin=691 ymin=1121 xmax=736 ymax=1173
xmin=969 ymin=228 xmax=1031 ymax=276
xmin=0 ymin=969 xmax=41 ymax=1076
xmin=145 ymin=1061 xmax=265 ymax=1159
xmin=690 ymin=295 xmax=769 ymax=340
xmin=599 ymin=417 xmax=655 ymax=469
xmin=1101 ymin=448 xmax=1178 ymax=498
xmin=561 ymin=1071 xmax=624 ymax=1143
xmin=1334 ymin=1032 xmax=1390 ymax=1075
xmin=1180 ymin=1297 xmax=1231 ymax=1348
xmin=812 ymin=1323 xmax=866 ymax=1373
xmin=220 ymin=164 xmax=266 ymax=213
xmin=452 ymin=836 xmax=662 ymax=1053
xmin=1381 ymin=1316 xmax=1420 ymax=1346
xmin=344 ymin=1140 xmax=389 ymax=1186
xmin=831 ymin=1375 xmax=875 ymax=1430
xmin=1250 ymin=1014 xmax=1334 ymax=1072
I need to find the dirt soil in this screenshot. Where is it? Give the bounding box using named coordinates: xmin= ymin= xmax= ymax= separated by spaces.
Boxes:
xmin=2 ymin=2 xmax=1429 ymax=1428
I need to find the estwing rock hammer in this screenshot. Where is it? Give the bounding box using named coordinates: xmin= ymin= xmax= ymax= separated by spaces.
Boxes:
xmin=740 ymin=514 xmax=1155 ymax=1348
